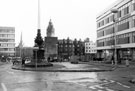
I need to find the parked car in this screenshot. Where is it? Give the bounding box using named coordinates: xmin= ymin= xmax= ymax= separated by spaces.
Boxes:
xmin=70 ymin=61 xmax=78 ymax=64
xmin=12 ymin=57 xmax=22 ymax=65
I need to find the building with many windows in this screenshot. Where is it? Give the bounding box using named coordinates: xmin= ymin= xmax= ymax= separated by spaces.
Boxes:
xmin=57 ymin=38 xmax=85 ymax=61
xmin=85 ymin=41 xmax=97 ymax=54
xmin=96 ymin=0 xmax=135 ymax=62
xmin=58 ymin=38 xmax=74 ymax=60
xmin=0 ymin=27 xmax=15 ymax=57
xmin=85 ymin=40 xmax=97 ymax=61
xmin=73 ymin=39 xmax=85 ymax=61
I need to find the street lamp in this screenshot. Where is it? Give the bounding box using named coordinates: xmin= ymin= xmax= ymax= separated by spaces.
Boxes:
xmin=111 ymin=8 xmax=118 ymax=65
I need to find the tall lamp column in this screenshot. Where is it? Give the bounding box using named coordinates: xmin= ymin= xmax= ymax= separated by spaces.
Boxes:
xmin=111 ymin=9 xmax=118 ymax=65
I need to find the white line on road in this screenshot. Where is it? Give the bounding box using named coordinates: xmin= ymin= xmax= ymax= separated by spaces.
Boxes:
xmin=106 ymin=88 xmax=114 ymax=91
xmin=117 ymin=82 xmax=130 ymax=88
xmin=7 ymin=71 xmax=14 ymax=74
xmin=89 ymin=86 xmax=96 ymax=89
xmin=1 ymin=83 xmax=7 ymax=91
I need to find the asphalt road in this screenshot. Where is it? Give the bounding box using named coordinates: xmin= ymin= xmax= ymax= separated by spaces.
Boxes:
xmin=0 ymin=62 xmax=134 ymax=91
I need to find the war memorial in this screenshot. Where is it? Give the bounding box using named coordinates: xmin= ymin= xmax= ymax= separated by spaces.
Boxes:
xmin=24 ymin=0 xmax=57 ymax=68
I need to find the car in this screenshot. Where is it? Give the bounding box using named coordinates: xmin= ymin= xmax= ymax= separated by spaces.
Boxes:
xmin=70 ymin=61 xmax=79 ymax=64
xmin=12 ymin=57 xmax=22 ymax=65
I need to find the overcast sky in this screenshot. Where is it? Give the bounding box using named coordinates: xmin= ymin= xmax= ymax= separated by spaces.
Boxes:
xmin=0 ymin=0 xmax=117 ymax=47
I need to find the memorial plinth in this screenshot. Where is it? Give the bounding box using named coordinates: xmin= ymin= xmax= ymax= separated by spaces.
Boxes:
xmin=44 ymin=37 xmax=58 ymax=58
xmin=25 ymin=29 xmax=53 ymax=68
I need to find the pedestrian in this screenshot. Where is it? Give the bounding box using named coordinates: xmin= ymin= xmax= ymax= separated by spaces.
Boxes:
xmin=125 ymin=57 xmax=129 ymax=67
xmin=12 ymin=59 xmax=16 ymax=66
xmin=60 ymin=58 xmax=63 ymax=62
xmin=47 ymin=57 xmax=50 ymax=62
xmin=111 ymin=55 xmax=115 ymax=65
xmin=22 ymin=57 xmax=25 ymax=66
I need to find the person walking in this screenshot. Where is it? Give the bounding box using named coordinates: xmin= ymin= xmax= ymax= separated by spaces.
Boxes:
xmin=47 ymin=57 xmax=50 ymax=62
xmin=22 ymin=57 xmax=25 ymax=66
xmin=111 ymin=55 xmax=115 ymax=65
xmin=125 ymin=56 xmax=129 ymax=67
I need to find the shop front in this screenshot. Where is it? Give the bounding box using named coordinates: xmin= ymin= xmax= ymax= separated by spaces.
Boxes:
xmin=117 ymin=48 xmax=133 ymax=64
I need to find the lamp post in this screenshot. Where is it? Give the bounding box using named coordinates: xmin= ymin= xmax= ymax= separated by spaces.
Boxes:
xmin=111 ymin=9 xmax=118 ymax=65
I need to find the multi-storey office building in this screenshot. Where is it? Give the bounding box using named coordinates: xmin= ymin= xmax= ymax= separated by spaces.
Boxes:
xmin=96 ymin=0 xmax=135 ymax=62
xmin=85 ymin=40 xmax=97 ymax=61
xmin=0 ymin=27 xmax=15 ymax=57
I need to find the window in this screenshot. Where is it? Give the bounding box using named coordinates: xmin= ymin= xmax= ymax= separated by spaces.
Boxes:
xmin=133 ymin=16 xmax=135 ymax=27
xmin=102 ymin=20 xmax=104 ymax=26
xmin=124 ymin=6 xmax=129 ymax=15
xmin=106 ymin=17 xmax=109 ymax=23
xmin=8 ymin=44 xmax=14 ymax=47
xmin=105 ymin=25 xmax=114 ymax=35
xmin=117 ymin=10 xmax=121 ymax=18
xmin=133 ymin=3 xmax=135 ymax=11
xmin=97 ymin=30 xmax=104 ymax=38
xmin=110 ymin=15 xmax=114 ymax=22
xmin=9 ymin=48 xmax=14 ymax=51
xmin=98 ymin=22 xmax=100 ymax=27
xmin=118 ymin=19 xmax=129 ymax=31
xmin=8 ymin=34 xmax=15 ymax=38
xmin=132 ymin=32 xmax=135 ymax=43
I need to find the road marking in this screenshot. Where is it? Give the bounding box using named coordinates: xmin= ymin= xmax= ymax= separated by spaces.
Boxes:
xmin=106 ymin=88 xmax=114 ymax=91
xmin=110 ymin=80 xmax=115 ymax=83
xmin=89 ymin=86 xmax=96 ymax=89
xmin=7 ymin=71 xmax=14 ymax=74
xmin=117 ymin=82 xmax=130 ymax=88
xmin=1 ymin=83 xmax=7 ymax=91
xmin=94 ymin=85 xmax=104 ymax=88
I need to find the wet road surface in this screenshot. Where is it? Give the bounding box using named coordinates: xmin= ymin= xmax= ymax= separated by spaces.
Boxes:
xmin=0 ymin=63 xmax=134 ymax=91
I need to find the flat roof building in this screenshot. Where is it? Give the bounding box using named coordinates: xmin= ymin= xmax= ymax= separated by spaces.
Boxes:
xmin=85 ymin=41 xmax=97 ymax=54
xmin=0 ymin=27 xmax=15 ymax=57
xmin=96 ymin=0 xmax=135 ymax=62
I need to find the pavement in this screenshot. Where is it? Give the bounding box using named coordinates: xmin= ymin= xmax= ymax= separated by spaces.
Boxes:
xmin=87 ymin=61 xmax=135 ymax=68
xmin=11 ymin=61 xmax=135 ymax=72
